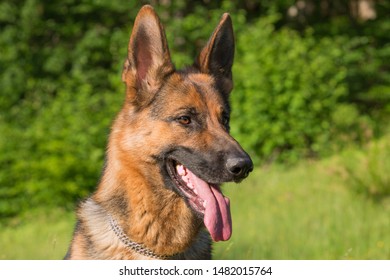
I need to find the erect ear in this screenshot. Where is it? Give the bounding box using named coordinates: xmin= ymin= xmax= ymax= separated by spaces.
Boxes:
xmin=194 ymin=13 xmax=235 ymax=95
xmin=122 ymin=5 xmax=174 ymax=104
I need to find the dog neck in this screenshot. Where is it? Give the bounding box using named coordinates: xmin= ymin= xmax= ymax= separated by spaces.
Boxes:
xmin=107 ymin=213 xmax=173 ymax=259
xmin=93 ymin=156 xmax=204 ymax=257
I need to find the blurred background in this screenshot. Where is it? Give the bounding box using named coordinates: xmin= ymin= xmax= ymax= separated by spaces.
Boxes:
xmin=0 ymin=0 xmax=389 ymax=259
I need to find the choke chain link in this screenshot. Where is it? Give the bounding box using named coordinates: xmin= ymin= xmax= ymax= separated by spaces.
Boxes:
xmin=108 ymin=214 xmax=172 ymax=260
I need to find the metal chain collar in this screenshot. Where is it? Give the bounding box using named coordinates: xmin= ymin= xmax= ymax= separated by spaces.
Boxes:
xmin=108 ymin=214 xmax=172 ymax=260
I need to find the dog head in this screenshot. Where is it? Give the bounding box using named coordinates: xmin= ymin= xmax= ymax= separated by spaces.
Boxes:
xmin=116 ymin=5 xmax=253 ymax=241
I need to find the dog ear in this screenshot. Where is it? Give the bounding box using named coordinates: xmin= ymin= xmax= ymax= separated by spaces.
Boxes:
xmin=122 ymin=5 xmax=174 ymax=104
xmin=195 ymin=13 xmax=235 ymax=95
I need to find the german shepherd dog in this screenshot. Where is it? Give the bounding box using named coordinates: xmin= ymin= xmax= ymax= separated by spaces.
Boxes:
xmin=65 ymin=5 xmax=253 ymax=260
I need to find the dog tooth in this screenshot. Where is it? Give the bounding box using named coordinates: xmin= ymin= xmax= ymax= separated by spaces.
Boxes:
xmin=177 ymin=165 xmax=186 ymax=176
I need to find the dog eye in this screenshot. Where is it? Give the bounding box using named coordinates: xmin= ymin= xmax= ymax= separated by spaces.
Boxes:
xmin=177 ymin=116 xmax=191 ymax=125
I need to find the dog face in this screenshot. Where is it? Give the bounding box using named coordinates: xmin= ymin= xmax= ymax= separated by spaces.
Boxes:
xmin=116 ymin=6 xmax=253 ymax=242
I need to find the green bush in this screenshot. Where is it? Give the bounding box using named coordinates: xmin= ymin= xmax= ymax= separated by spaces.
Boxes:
xmin=230 ymin=17 xmax=356 ymax=163
xmin=339 ymin=136 xmax=390 ymax=201
xmin=0 ymin=0 xmax=133 ymax=216
xmin=0 ymin=84 xmax=123 ymax=217
xmin=1 ymin=1 xmax=389 ymax=218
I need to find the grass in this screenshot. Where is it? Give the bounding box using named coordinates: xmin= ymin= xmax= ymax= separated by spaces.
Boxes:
xmin=0 ymin=209 xmax=75 ymax=259
xmin=1 ymin=146 xmax=389 ymax=260
xmin=214 ymin=159 xmax=389 ymax=259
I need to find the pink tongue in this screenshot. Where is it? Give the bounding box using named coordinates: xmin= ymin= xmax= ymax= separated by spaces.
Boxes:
xmin=177 ymin=165 xmax=232 ymax=241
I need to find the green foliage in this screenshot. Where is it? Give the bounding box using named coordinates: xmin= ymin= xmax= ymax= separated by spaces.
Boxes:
xmin=0 ymin=0 xmax=131 ymax=216
xmin=0 ymin=1 xmax=390 ymax=218
xmin=231 ymin=18 xmax=351 ymax=162
xmin=339 ymin=136 xmax=390 ymax=201
xmin=0 ymin=84 xmax=123 ymax=217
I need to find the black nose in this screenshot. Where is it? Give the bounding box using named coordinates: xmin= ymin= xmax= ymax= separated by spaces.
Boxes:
xmin=226 ymin=156 xmax=253 ymax=180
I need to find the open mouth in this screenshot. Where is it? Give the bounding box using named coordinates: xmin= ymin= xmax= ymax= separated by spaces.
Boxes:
xmin=166 ymin=159 xmax=232 ymax=242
